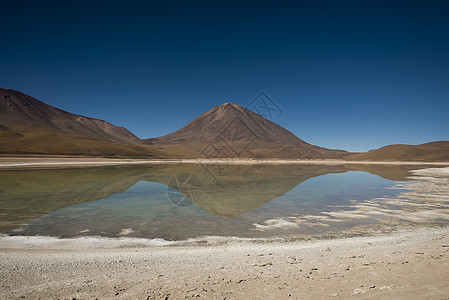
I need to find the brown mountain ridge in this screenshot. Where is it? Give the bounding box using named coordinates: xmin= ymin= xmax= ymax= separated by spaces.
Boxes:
xmin=345 ymin=141 xmax=449 ymax=162
xmin=1 ymin=88 xmax=448 ymax=161
xmin=0 ymin=89 xmax=160 ymax=157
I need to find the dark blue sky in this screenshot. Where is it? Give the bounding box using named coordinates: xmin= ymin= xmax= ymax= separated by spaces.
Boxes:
xmin=1 ymin=0 xmax=448 ymax=152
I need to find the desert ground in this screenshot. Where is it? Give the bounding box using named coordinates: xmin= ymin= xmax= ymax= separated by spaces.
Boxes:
xmin=0 ymin=228 xmax=448 ymax=299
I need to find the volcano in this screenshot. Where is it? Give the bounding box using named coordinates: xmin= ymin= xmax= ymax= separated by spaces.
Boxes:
xmin=144 ymin=102 xmax=348 ymax=159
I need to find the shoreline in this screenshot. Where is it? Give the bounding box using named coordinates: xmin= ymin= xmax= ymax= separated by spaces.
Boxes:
xmin=0 ymin=226 xmax=447 ymax=249
xmin=1 ymin=156 xmax=449 ymax=168
xmin=1 ymin=227 xmax=448 ymax=299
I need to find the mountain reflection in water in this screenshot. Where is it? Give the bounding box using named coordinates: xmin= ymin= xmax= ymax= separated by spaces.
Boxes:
xmin=0 ymin=164 xmax=437 ymax=240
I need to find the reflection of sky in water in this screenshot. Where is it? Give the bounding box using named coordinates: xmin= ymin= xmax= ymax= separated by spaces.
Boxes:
xmin=254 ymin=171 xmax=401 ymax=215
xmin=2 ymin=165 xmax=448 ymax=240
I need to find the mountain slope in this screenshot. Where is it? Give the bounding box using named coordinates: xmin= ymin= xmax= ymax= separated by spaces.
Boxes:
xmin=345 ymin=141 xmax=449 ymax=162
xmin=144 ymin=102 xmax=348 ymax=159
xmin=0 ymin=89 xmax=140 ymax=143
xmin=0 ymin=89 xmax=159 ymax=157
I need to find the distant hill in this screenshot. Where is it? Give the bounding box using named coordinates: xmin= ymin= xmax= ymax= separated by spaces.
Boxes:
xmin=0 ymin=89 xmax=159 ymax=157
xmin=345 ymin=141 xmax=449 ymax=162
xmin=144 ymin=102 xmax=348 ymax=159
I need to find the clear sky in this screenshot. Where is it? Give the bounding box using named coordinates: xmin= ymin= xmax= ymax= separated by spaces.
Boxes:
xmin=1 ymin=0 xmax=448 ymax=152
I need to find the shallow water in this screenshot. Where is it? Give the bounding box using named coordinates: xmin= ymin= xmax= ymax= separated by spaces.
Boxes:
xmin=1 ymin=164 xmax=448 ymax=240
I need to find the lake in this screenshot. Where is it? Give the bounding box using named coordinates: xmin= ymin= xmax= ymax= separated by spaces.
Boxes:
xmin=1 ymin=164 xmax=448 ymax=241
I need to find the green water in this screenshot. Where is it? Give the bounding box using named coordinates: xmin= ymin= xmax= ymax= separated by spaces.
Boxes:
xmin=0 ymin=164 xmax=446 ymax=240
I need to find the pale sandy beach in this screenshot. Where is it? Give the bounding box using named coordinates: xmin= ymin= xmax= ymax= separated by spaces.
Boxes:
xmin=1 ymin=156 xmax=449 ymax=168
xmin=1 ymin=228 xmax=449 ymax=299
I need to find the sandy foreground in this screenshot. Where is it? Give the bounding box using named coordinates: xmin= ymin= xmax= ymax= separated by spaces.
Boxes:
xmin=1 ymin=155 xmax=449 ymax=168
xmin=0 ymin=228 xmax=448 ymax=300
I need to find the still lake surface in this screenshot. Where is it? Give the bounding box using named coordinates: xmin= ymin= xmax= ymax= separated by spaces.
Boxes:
xmin=1 ymin=164 xmax=448 ymax=241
